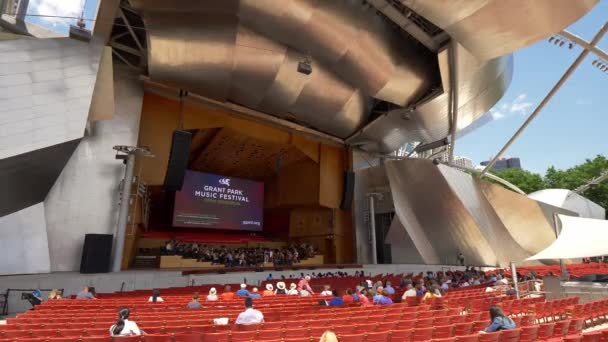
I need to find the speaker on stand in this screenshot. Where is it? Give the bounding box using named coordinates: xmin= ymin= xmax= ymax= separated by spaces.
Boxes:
xmin=163 ymin=130 xmax=192 ymax=192
xmin=340 ymin=171 xmax=355 ymax=210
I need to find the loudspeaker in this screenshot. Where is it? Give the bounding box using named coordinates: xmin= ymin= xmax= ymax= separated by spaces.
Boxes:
xmin=80 ymin=234 xmax=113 ymax=273
xmin=164 ymin=130 xmax=192 ymax=192
xmin=340 ymin=171 xmax=355 ymax=210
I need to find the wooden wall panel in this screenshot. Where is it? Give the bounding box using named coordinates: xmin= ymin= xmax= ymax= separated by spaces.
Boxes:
xmin=292 ymin=134 xmax=320 ymax=162
xmin=137 ymin=93 xmax=180 ymax=185
xmin=277 ymin=160 xmax=319 ymax=207
xmin=319 ymin=145 xmax=346 ymax=209
xmin=289 ymin=208 xmax=333 ymax=237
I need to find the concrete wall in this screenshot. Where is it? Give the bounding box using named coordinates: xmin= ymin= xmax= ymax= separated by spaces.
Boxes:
xmin=0 ymin=203 xmax=50 ymax=275
xmin=43 ymin=64 xmax=143 ymax=271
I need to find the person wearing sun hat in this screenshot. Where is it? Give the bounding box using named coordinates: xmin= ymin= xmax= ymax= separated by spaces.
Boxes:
xmin=275 ymin=282 xmax=287 ymax=295
xmin=236 ymin=284 xmax=250 ymax=297
xmin=287 ymin=283 xmax=299 ymax=295
xmin=207 ymin=287 xmax=218 ymax=301
xmin=263 ymin=283 xmax=275 ymax=297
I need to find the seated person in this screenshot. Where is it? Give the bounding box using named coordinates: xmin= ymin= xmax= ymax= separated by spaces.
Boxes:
xmin=422 ymin=284 xmax=442 ymax=302
xmin=483 ymin=305 xmax=516 ymax=332
xmin=48 ymin=289 xmax=62 ymax=300
xmin=249 ymin=288 xmax=262 ymax=299
xmin=359 ymin=289 xmax=373 ymax=307
xmin=236 ymin=284 xmax=250 ymax=297
xmin=263 ymin=284 xmax=275 ymax=297
xmin=385 ymin=281 xmax=395 ymax=295
xmin=148 ymin=290 xmax=164 ymax=303
xmin=76 ymin=286 xmax=96 ymax=300
xmin=110 ymin=307 xmax=141 ymax=336
xmin=402 ymin=284 xmax=417 ymax=300
xmin=287 ymin=283 xmax=299 ymax=295
xmin=275 ymin=282 xmax=287 ymax=295
xmin=187 ymin=292 xmax=202 ymax=309
xmin=373 ymin=286 xmax=384 ymax=303
xmin=207 ymin=288 xmax=218 ymax=301
xmin=376 ymin=290 xmax=393 ymax=305
xmin=320 ymin=285 xmax=333 ymax=296
xmin=235 ymin=298 xmax=264 ymax=325
xmin=220 ymin=285 xmax=234 ymax=300
xmin=342 ymin=288 xmax=354 ymax=304
xmin=326 ymin=290 xmax=344 ymax=306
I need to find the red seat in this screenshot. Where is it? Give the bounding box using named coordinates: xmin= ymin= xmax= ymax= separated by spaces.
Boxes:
xmin=413 ymin=327 xmax=434 ymax=341
xmin=365 ymin=331 xmax=389 ymax=342
xmin=582 ymin=332 xmax=601 ymax=342
xmin=256 ymin=330 xmax=282 ymax=340
xmin=283 ymin=328 xmax=308 ymax=339
xmin=563 ymin=335 xmax=582 ymax=342
xmin=519 ymin=325 xmax=538 ymax=342
xmin=478 ymin=332 xmax=500 ymax=342
xmin=569 ymin=318 xmax=585 ymax=334
xmin=554 ymin=319 xmax=571 ymax=337
xmin=433 ymin=325 xmax=455 ymax=339
xmin=141 ymin=335 xmax=172 ymax=342
xmin=537 ymin=322 xmax=555 ymax=340
xmin=336 ymin=333 xmax=364 ymax=342
xmin=172 ymin=334 xmax=203 ymax=342
xmin=431 ymin=338 xmax=456 ymax=342
xmin=498 ymin=329 xmax=520 ymax=342
xmin=201 ymin=332 xmax=230 ymax=342
xmin=81 ymin=337 xmax=112 ymax=342
xmin=454 ymin=323 xmax=473 ymax=336
xmin=112 ymin=337 xmax=141 ymax=342
xmin=389 ymin=329 xmax=413 ymax=341
xmin=455 ymin=335 xmax=479 ymax=342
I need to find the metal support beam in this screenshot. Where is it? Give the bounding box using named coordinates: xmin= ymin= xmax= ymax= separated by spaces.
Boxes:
xmin=480 ymin=23 xmax=608 ymax=176
xmin=112 ymin=49 xmax=141 ymax=72
xmin=448 ymin=40 xmax=459 ymax=164
xmin=510 ymin=262 xmax=520 ymax=299
xmin=118 ymin=8 xmax=145 ymax=54
xmin=368 ymin=194 xmax=378 ymax=265
xmin=112 ymin=152 xmax=135 ymax=272
xmin=560 ymin=30 xmax=608 ymax=61
xmin=552 ymin=213 xmax=567 ymax=280
xmin=111 ymin=41 xmax=142 ymax=57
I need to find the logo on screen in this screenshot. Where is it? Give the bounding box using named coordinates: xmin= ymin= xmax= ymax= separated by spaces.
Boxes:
xmin=219 ymin=178 xmax=231 ymax=186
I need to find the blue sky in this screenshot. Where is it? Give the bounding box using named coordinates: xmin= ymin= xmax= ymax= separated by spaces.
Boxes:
xmin=455 ymin=2 xmax=608 ymax=174
xmin=22 ymin=1 xmax=606 ymax=174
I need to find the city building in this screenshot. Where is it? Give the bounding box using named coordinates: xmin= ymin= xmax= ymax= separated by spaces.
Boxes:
xmin=481 ymin=157 xmax=522 ymax=171
xmin=452 ymin=156 xmax=475 ymax=169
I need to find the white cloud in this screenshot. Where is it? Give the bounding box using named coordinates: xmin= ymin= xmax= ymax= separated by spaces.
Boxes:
xmin=488 ymin=93 xmax=533 ymax=121
xmin=28 ymin=0 xmax=83 ymax=28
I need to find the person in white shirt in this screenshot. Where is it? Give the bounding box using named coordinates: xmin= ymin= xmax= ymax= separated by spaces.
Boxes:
xmin=235 ymin=298 xmax=264 ymax=325
xmin=207 ymin=287 xmax=218 ymax=301
xmin=148 ymin=290 xmax=164 ymax=303
xmin=320 ymin=285 xmax=333 ymax=296
xmin=401 ymin=284 xmax=417 ymax=300
xmin=287 ymin=283 xmax=299 ymax=295
xmin=110 ymin=307 xmax=141 ymax=336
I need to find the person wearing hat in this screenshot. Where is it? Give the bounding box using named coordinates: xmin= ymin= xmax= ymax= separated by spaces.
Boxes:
xmin=287 ymin=283 xmax=299 ymax=295
xmin=236 ymin=284 xmax=250 ymax=297
xmin=207 ymin=287 xmax=218 ymax=301
xmin=275 ymin=282 xmax=287 ymax=295
xmin=297 ymin=275 xmax=314 ymax=294
xmin=249 ymin=287 xmax=261 ymax=299
xmin=262 ymin=283 xmax=274 ymax=297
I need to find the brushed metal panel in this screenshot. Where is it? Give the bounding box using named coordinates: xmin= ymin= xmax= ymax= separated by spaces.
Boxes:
xmin=401 ymin=0 xmax=598 ymax=61
xmin=144 ymin=13 xmax=237 ymax=102
xmin=438 ymin=165 xmax=530 ymax=266
xmin=386 ymin=158 xmax=497 ymax=266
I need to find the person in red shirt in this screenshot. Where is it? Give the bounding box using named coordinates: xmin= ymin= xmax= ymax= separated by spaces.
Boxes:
xmin=342 ymin=288 xmax=354 ymax=304
xmin=297 ymin=276 xmax=314 ymax=293
xmin=220 ymin=285 xmax=234 ymax=300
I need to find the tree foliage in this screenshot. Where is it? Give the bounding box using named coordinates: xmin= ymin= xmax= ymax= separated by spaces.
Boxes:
xmin=489 ymin=155 xmax=608 ymax=217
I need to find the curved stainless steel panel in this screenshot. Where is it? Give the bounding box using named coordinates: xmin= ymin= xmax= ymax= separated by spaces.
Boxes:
xmin=348 ymin=46 xmax=513 ymax=152
xmin=401 ymin=0 xmax=598 ymax=61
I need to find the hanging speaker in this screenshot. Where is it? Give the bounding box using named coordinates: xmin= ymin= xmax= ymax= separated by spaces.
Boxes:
xmin=163 ymin=130 xmax=192 ymax=192
xmin=340 ymin=171 xmax=355 ymax=210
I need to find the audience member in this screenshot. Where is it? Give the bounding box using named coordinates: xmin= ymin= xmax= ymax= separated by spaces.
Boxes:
xmin=298 ymin=276 xmax=314 ymax=293
xmin=415 ymin=282 xmax=425 ymax=296
xmin=320 ymin=285 xmax=333 ymax=296
xmin=220 ymin=285 xmax=234 ymax=300
xmin=263 ymin=284 xmax=275 ymax=297
xmin=110 ymin=307 xmax=141 ymax=336
xmin=319 ymin=330 xmax=338 ymax=342
xmin=148 ymin=290 xmax=163 ymax=303
xmin=235 ymin=298 xmax=264 ymax=325
xmin=342 ymin=288 xmax=354 ymax=304
xmin=299 ymin=289 xmax=311 ymax=297
xmin=359 ymin=289 xmax=373 ymax=307
xmin=326 ymin=290 xmax=344 ymax=306
xmin=275 ymin=282 xmax=287 ymax=295
xmin=48 ymin=289 xmax=62 ymax=300
xmin=76 ymin=286 xmax=96 ymax=300
xmin=372 ymin=286 xmax=384 ymax=303
xmin=249 ymin=288 xmax=261 ymax=299
xmin=207 ymin=288 xmax=218 ymax=301
xmin=422 ymin=284 xmax=441 ymax=302
xmin=376 ymin=289 xmax=393 ymax=305
xmin=402 ymin=284 xmax=417 ymax=300
xmin=287 ymin=283 xmax=299 ymax=295
xmin=236 ymin=284 xmax=250 ymax=297
xmin=483 ymin=305 xmax=516 ymax=332
xmin=187 ymin=292 xmax=202 ymax=309
xmin=384 ymin=281 xmax=395 ymax=295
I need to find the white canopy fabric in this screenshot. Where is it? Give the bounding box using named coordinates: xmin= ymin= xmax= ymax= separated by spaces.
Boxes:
xmin=527 ymin=215 xmax=608 ymax=260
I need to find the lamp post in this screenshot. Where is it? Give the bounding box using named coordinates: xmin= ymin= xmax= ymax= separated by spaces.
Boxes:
xmin=366 ymin=192 xmax=383 ymax=265
xmin=112 ymin=145 xmax=154 ymax=272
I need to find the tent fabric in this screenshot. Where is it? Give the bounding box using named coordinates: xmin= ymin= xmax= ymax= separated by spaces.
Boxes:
xmin=527 ymin=214 xmax=608 ymax=260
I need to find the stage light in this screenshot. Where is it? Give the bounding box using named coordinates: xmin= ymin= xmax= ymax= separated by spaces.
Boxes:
xmin=592 ymin=60 xmax=598 ymax=66
xmin=559 ymin=41 xmax=565 ymax=47
xmin=548 ymin=37 xmax=554 ymax=43
xmin=569 ymin=42 xmax=573 ymax=49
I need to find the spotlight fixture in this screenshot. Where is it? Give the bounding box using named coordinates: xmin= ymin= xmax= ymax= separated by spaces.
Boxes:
xmin=548 ymin=37 xmax=554 ymax=43
xmin=592 ymin=60 xmax=598 ymax=66
xmin=297 ymin=54 xmax=313 ymax=75
xmin=559 ymin=41 xmax=565 ymax=47
xmin=568 ymin=42 xmax=574 ymax=49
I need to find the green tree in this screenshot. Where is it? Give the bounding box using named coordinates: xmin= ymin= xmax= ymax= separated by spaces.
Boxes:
xmin=544 ymin=155 xmax=608 ymax=217
xmin=492 ymin=168 xmax=545 ymax=194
